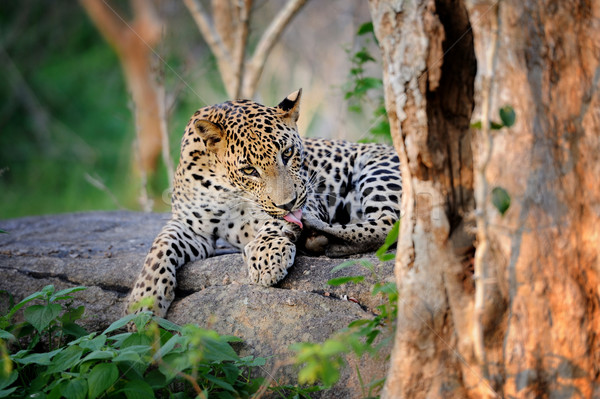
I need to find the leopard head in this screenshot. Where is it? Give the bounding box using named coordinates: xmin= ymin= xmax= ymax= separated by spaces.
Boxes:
xmin=192 ymin=90 xmax=307 ymax=226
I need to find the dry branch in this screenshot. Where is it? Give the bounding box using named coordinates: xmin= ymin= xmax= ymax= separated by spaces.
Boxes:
xmin=241 ymin=0 xmax=308 ymax=98
xmin=184 ymin=0 xmax=308 ymax=99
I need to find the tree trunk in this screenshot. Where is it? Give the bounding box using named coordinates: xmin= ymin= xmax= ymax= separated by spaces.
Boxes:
xmin=369 ymin=0 xmax=600 ymax=397
xmin=80 ymin=0 xmax=167 ymax=209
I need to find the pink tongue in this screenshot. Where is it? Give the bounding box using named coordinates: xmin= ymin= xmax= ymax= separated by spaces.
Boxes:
xmin=283 ymin=209 xmax=303 ymax=229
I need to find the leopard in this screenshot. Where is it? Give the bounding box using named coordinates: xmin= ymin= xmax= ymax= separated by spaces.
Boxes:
xmin=127 ymin=90 xmax=402 ymax=317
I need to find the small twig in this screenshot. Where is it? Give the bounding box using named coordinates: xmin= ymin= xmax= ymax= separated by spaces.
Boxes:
xmin=84 ymin=173 xmax=125 ymax=209
xmin=183 ymin=0 xmax=236 ymax=97
xmin=252 ymin=358 xmax=293 ymax=399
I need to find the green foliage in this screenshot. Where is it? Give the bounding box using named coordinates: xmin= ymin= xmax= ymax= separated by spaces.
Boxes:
xmin=499 ymin=105 xmax=516 ymax=127
xmin=0 ymin=3 xmax=208 ymax=218
xmin=344 ymin=22 xmax=391 ymax=144
xmin=471 ymin=107 xmax=516 ymax=217
xmin=292 ymin=221 xmax=400 ymax=397
xmin=1 ymin=285 xmax=323 ymax=399
xmin=471 ymin=105 xmax=517 ymax=131
xmin=491 ymin=186 xmax=511 ymax=216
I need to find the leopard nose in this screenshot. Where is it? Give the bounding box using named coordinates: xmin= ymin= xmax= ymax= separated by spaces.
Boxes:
xmin=277 ymin=197 xmax=297 ymax=212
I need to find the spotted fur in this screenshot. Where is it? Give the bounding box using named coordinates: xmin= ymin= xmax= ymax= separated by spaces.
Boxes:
xmin=128 ymin=90 xmax=402 ymax=317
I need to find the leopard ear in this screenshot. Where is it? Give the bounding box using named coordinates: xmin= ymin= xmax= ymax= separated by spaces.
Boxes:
xmin=276 ymin=89 xmax=302 ymax=123
xmin=192 ymin=119 xmax=226 ymax=154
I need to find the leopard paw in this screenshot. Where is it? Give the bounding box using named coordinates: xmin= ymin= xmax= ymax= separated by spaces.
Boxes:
xmin=243 ymin=236 xmax=296 ymax=286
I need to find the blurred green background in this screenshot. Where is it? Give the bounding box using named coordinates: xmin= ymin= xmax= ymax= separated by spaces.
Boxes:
xmin=0 ymin=0 xmax=382 ymax=219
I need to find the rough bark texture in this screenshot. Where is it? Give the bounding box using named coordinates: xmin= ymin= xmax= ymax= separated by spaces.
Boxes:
xmin=369 ymin=0 xmax=600 ymax=397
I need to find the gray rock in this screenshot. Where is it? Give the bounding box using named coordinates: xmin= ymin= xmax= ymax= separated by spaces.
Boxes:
xmin=0 ymin=211 xmax=394 ymax=398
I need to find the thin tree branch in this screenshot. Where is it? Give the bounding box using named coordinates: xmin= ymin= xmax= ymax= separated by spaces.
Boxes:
xmin=183 ymin=0 xmax=236 ymax=96
xmin=84 ymin=173 xmax=125 ymax=209
xmin=232 ymin=0 xmax=251 ymax=98
xmin=212 ymin=0 xmax=235 ymax=52
xmin=241 ymin=0 xmax=308 ymax=98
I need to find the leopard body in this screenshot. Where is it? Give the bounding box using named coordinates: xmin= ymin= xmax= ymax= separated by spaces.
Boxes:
xmin=128 ymin=90 xmax=401 ymax=316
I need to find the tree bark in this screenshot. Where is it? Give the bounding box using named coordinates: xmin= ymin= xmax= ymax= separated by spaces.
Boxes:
xmin=369 ymin=0 xmax=600 ymax=397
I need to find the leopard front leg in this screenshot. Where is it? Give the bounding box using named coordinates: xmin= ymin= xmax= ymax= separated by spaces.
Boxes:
xmin=127 ymin=219 xmax=215 ymax=317
xmin=243 ymin=220 xmax=300 ymax=286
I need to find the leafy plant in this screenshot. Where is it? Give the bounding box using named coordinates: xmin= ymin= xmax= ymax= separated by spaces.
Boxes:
xmin=292 ymin=221 xmax=400 ymax=397
xmin=0 ymin=285 xmax=287 ymax=399
xmin=344 ymin=22 xmax=391 ymax=144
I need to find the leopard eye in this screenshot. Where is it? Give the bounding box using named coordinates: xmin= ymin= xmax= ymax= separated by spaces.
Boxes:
xmin=281 ymin=146 xmax=294 ymax=164
xmin=240 ymin=166 xmax=260 ymax=177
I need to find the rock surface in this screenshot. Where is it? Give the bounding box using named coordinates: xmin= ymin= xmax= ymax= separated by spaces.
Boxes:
xmin=0 ymin=211 xmax=394 ymax=398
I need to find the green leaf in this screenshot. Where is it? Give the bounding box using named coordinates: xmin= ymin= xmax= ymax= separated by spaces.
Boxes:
xmin=113 ymin=350 xmax=141 ymax=363
xmin=63 ymin=378 xmax=88 ymax=399
xmin=50 ymin=287 xmax=86 ymax=302
xmin=24 ymin=303 xmax=62 ymax=333
xmin=0 ymin=230 xmax=7 ymax=235
xmin=5 ymin=290 xmax=47 ymax=320
xmin=327 ymin=276 xmax=365 ymax=286
xmin=347 ymin=319 xmax=371 ymax=328
xmin=0 ymin=387 xmax=17 ymax=398
xmin=119 ymin=379 xmax=155 ymax=399
xmin=60 ymin=305 xmax=85 ymax=324
xmin=499 ymin=105 xmax=516 ymax=127
xmin=491 ymin=186 xmax=511 ymax=216
xmin=357 ymin=21 xmax=374 ymax=35
xmin=355 ymin=77 xmax=382 ymax=94
xmin=490 ymin=120 xmax=504 ymax=130
xmin=0 ymin=371 xmax=17 ymax=391
xmin=239 ymin=356 xmax=266 ymax=368
xmin=354 ymin=50 xmax=375 ymax=64
xmin=204 ymin=373 xmax=236 ymax=393
xmin=470 ymin=120 xmax=482 ymax=129
xmin=152 ymin=317 xmax=182 ymax=333
xmin=47 ymin=379 xmax=68 ymax=399
xmin=377 ymin=253 xmax=396 ymax=262
xmin=152 ymin=334 xmax=185 ymax=361
xmin=102 ymin=313 xmax=139 ymax=335
xmin=0 ymin=330 xmax=15 ymax=342
xmin=375 ymin=220 xmax=400 ymax=261
xmin=200 ymin=337 xmax=239 ymax=363
xmin=62 ymin=322 xmax=89 ymax=339
xmin=121 ymin=332 xmax=152 ymax=349
xmin=45 ymin=345 xmax=83 ymax=374
xmin=12 ymin=348 xmax=62 ymax=365
xmin=87 ymin=363 xmax=119 ymax=399
xmin=78 ymin=334 xmax=107 ymax=351
xmin=321 ymin=340 xmax=348 ymax=357
xmin=80 ymin=350 xmax=115 ymax=363
xmin=372 ymin=282 xmax=398 ymax=297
